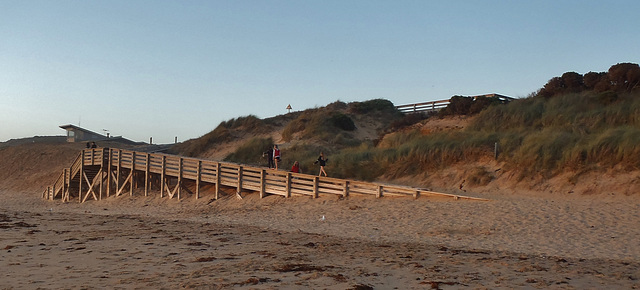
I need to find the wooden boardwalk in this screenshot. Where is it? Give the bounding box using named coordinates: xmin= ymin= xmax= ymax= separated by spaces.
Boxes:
xmin=396 ymin=93 xmax=514 ymax=114
xmin=44 ymin=148 xmax=488 ymax=203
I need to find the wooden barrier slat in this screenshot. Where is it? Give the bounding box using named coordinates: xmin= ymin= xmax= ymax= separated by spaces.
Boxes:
xmin=290 ymin=187 xmax=314 ymax=196
xmin=317 ymin=187 xmax=345 ymax=196
xmin=318 ymin=182 xmax=346 ymax=190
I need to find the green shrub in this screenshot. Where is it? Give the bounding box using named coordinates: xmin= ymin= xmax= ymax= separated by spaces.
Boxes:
xmin=329 ymin=113 xmax=356 ymax=131
xmin=440 ymin=95 xmax=510 ymax=117
xmin=348 ymin=99 xmax=397 ymax=114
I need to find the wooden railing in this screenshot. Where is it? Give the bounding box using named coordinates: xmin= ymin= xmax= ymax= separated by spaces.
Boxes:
xmin=396 ymin=100 xmax=450 ymax=114
xmin=396 ymin=93 xmax=515 ymax=114
xmin=46 ymin=148 xmax=488 ymax=202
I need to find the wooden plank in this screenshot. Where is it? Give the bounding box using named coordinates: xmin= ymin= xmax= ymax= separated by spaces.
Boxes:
xmin=317 ymin=187 xmax=345 ymax=196
xmin=317 ymin=181 xmax=345 ymax=190
xmin=290 ymin=187 xmax=314 ymax=196
xmin=265 ymin=187 xmax=288 ymax=196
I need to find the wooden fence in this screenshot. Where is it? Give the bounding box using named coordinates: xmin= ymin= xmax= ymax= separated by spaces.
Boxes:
xmin=396 ymin=93 xmax=515 ymax=114
xmin=44 ymin=148 xmax=488 ymax=203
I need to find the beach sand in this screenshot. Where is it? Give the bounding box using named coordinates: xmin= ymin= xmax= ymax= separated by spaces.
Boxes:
xmin=2 ymin=187 xmax=639 ymax=289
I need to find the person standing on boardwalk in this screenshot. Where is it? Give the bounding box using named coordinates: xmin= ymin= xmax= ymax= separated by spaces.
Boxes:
xmin=264 ymin=146 xmax=274 ymax=168
xmin=314 ymin=152 xmax=328 ymax=176
xmin=273 ymin=144 xmax=281 ymax=170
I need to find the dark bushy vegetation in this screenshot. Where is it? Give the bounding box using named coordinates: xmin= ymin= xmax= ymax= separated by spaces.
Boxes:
xmin=347 ymin=99 xmax=398 ymax=114
xmin=438 ymin=95 xmax=509 ymax=117
xmin=538 ymin=62 xmax=640 ymax=98
xmin=329 ymin=113 xmax=356 ymax=131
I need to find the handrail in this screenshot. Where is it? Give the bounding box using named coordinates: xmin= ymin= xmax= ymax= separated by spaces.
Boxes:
xmin=51 ymin=170 xmax=65 ymax=199
xmin=69 ymin=152 xmax=83 ymax=178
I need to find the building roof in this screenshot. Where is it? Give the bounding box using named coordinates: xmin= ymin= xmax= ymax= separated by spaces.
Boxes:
xmin=59 ymin=124 xmax=103 ymax=136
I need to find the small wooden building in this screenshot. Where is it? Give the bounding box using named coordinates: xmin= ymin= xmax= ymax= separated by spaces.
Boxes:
xmin=59 ymin=124 xmax=107 ymax=143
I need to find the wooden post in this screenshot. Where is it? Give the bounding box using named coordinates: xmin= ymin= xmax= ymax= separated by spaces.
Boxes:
xmin=107 ymin=149 xmax=112 ymax=198
xmin=377 ymin=185 xmax=383 ymax=198
xmin=414 ymin=189 xmax=420 ymax=199
xmin=177 ymin=158 xmax=183 ymax=199
xmin=260 ymin=169 xmax=266 ymax=198
xmin=145 ymin=153 xmax=150 ymax=196
xmin=129 ymin=152 xmax=135 ymax=197
xmin=313 ymin=176 xmax=319 ymax=198
xmin=160 ymin=155 xmax=166 ymax=198
xmin=494 ymin=142 xmax=499 ymax=159
xmin=286 ymin=172 xmax=291 ymax=198
xmin=117 ymin=149 xmax=122 ymax=197
xmin=215 ymin=162 xmax=221 ymax=200
xmin=195 ymin=160 xmax=201 ymax=199
xmin=236 ymin=166 xmax=243 ymax=198
xmin=79 ymin=150 xmax=83 ymax=203
xmin=99 ymin=149 xmax=104 ymax=200
xmin=343 ymin=180 xmax=349 ymax=198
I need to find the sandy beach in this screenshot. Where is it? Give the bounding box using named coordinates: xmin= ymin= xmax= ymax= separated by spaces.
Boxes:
xmin=2 ymin=186 xmax=640 ymax=289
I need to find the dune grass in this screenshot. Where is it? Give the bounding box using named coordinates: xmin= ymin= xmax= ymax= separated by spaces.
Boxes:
xmin=325 ymin=91 xmax=640 ymax=181
xmin=174 ymin=90 xmax=640 ymax=183
xmin=170 ymin=115 xmax=267 ymax=157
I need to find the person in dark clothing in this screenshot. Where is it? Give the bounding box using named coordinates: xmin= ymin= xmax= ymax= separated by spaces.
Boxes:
xmin=263 ymin=147 xmax=274 ymax=168
xmin=314 ymin=152 xmax=328 ymax=176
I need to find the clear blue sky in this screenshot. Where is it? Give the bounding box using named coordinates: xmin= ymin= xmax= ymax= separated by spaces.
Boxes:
xmin=2 ymin=1 xmax=639 ymax=143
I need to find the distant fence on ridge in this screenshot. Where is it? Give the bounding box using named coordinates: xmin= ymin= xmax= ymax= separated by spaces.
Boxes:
xmin=396 ymin=93 xmax=515 ymax=114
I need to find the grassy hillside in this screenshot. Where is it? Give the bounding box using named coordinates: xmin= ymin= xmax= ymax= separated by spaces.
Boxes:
xmin=170 ymin=63 xmax=640 ymax=194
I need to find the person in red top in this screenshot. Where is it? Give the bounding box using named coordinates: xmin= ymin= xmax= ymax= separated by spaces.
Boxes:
xmin=291 ymin=161 xmax=301 ymax=173
xmin=273 ymin=144 xmax=281 ymax=170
